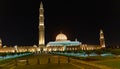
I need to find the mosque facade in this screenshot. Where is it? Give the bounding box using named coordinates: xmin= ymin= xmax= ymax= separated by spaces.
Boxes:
xmin=45 ymin=31 xmax=103 ymax=52
xmin=46 ymin=32 xmax=81 ymax=52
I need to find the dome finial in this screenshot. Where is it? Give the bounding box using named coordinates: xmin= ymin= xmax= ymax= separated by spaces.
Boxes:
xmin=60 ymin=31 xmax=62 ymax=34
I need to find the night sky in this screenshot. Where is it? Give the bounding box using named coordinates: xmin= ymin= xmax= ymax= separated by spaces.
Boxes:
xmin=0 ymin=0 xmax=120 ymax=46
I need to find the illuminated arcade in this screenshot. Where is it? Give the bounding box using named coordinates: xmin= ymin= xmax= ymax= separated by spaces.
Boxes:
xmin=46 ymin=32 xmax=81 ymax=52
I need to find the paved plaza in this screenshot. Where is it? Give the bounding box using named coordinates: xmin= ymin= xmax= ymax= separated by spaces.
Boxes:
xmin=0 ymin=53 xmax=113 ymax=69
xmin=0 ymin=54 xmax=83 ymax=69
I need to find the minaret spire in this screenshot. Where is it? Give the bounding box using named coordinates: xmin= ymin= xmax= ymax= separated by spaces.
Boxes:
xmin=40 ymin=1 xmax=43 ymax=9
xmin=100 ymin=29 xmax=105 ymax=48
xmin=39 ymin=1 xmax=45 ymax=47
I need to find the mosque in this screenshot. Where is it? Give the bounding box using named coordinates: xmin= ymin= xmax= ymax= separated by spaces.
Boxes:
xmin=46 ymin=32 xmax=81 ymax=51
xmin=46 ymin=29 xmax=104 ymax=52
xmin=0 ymin=1 xmax=106 ymax=53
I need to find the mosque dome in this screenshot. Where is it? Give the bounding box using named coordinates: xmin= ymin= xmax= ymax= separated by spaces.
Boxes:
xmin=56 ymin=33 xmax=67 ymax=41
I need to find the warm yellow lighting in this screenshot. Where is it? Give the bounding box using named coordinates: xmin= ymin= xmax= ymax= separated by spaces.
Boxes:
xmin=56 ymin=33 xmax=67 ymax=41
xmin=100 ymin=30 xmax=103 ymax=33
xmin=39 ymin=23 xmax=44 ymax=26
xmin=48 ymin=49 xmax=51 ymax=51
xmin=43 ymin=48 xmax=47 ymax=51
xmin=102 ymin=45 xmax=105 ymax=48
xmin=100 ymin=36 xmax=104 ymax=39
xmin=37 ymin=48 xmax=40 ymax=51
xmin=40 ymin=15 xmax=43 ymax=16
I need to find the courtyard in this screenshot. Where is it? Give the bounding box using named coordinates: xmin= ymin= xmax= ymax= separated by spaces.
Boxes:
xmin=0 ymin=53 xmax=120 ymax=69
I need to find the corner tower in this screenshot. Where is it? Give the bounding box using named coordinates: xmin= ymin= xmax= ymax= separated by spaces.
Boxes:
xmin=39 ymin=2 xmax=45 ymax=47
xmin=0 ymin=38 xmax=2 ymax=48
xmin=100 ymin=29 xmax=105 ymax=48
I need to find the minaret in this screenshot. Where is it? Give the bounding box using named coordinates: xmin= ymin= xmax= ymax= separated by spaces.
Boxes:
xmin=0 ymin=38 xmax=2 ymax=48
xmin=100 ymin=29 xmax=105 ymax=48
xmin=39 ymin=2 xmax=45 ymax=47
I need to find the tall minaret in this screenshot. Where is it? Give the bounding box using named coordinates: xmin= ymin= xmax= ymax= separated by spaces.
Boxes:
xmin=39 ymin=2 xmax=45 ymax=47
xmin=0 ymin=38 xmax=2 ymax=48
xmin=100 ymin=29 xmax=105 ymax=48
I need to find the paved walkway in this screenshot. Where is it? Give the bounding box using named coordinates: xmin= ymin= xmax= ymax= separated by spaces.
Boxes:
xmin=0 ymin=54 xmax=82 ymax=69
xmin=13 ymin=64 xmax=82 ymax=69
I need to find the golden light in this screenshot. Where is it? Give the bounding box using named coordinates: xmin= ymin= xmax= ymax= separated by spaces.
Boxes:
xmin=56 ymin=32 xmax=67 ymax=41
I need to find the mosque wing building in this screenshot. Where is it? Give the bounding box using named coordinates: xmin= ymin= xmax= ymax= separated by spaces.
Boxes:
xmin=46 ymin=32 xmax=81 ymax=51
